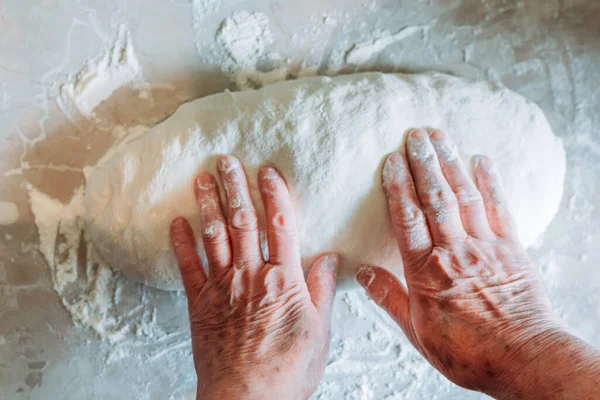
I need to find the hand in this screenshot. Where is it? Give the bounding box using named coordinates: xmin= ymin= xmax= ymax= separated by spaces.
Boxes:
xmin=170 ymin=156 xmax=340 ymax=400
xmin=356 ymin=129 xmax=565 ymax=395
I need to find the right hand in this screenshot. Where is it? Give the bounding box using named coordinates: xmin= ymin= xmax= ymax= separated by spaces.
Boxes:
xmin=357 ymin=129 xmax=565 ymax=395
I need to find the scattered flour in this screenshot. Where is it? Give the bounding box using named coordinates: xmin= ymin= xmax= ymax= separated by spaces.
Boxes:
xmin=345 ymin=26 xmax=426 ymax=65
xmin=27 ymin=125 xmax=169 ymax=344
xmin=0 ymin=201 xmax=19 ymax=225
xmin=58 ymin=25 xmax=142 ymax=119
xmin=27 ymin=180 xmax=128 ymax=342
xmin=212 ymin=11 xmax=299 ymax=91
xmin=191 ymin=0 xmax=221 ymax=23
xmin=217 ymin=11 xmax=274 ymax=68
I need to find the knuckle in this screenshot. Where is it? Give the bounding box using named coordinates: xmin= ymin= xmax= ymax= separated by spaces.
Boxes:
xmin=424 ymin=187 xmax=455 ymax=207
xmin=373 ymin=287 xmax=392 ymax=307
xmin=232 ymin=259 xmax=261 ymax=270
xmin=392 ymin=201 xmax=426 ymax=230
xmin=199 ymin=196 xmax=219 ymax=212
xmin=171 ymin=222 xmax=190 ymax=240
xmin=261 ymin=176 xmax=283 ymax=194
xmin=402 ymin=248 xmax=431 ymax=266
xmin=202 ymin=220 xmax=227 ymax=242
xmin=420 ymin=152 xmax=436 ymax=165
xmin=230 ymin=208 xmax=258 ymax=230
xmin=384 ymin=179 xmax=404 ymax=198
xmin=173 ymin=232 xmax=194 ymax=250
xmin=262 ymin=265 xmax=287 ymax=291
xmin=179 ymin=257 xmax=197 ymax=274
xmin=172 ymin=236 xmax=190 ymax=250
xmin=267 ymin=252 xmax=296 ymax=266
xmin=269 ymin=211 xmax=295 ymax=231
xmin=270 ymin=227 xmax=297 ymax=240
xmin=452 ymin=182 xmax=480 ymax=203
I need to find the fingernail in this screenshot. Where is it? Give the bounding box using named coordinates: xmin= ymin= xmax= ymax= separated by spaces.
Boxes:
xmin=430 ymin=131 xmax=458 ymax=162
xmin=260 ymin=166 xmax=283 ymax=194
xmin=429 ymin=129 xmax=446 ymax=142
xmin=170 ymin=217 xmax=191 ymax=246
xmin=474 ymin=155 xmax=493 ymax=172
xmin=261 ymin=165 xmax=280 ymax=180
xmin=321 ymin=254 xmax=341 ymax=272
xmin=356 ymin=265 xmax=376 ymax=288
xmin=383 ymin=153 xmax=406 ymax=187
xmin=171 ymin=216 xmax=187 ymax=231
xmin=407 ymin=129 xmax=433 ymax=159
xmin=218 ymin=155 xmax=239 ymax=172
xmin=408 ymin=128 xmax=427 ymax=141
xmin=196 ymin=173 xmax=215 ymax=191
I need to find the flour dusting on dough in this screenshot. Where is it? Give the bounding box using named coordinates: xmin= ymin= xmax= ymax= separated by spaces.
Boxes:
xmin=84 ymin=72 xmax=566 ymax=292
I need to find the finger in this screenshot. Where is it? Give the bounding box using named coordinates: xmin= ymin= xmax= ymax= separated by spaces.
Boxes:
xmin=405 ymin=129 xmax=467 ymax=244
xmin=383 ymin=152 xmax=433 ymax=268
xmin=217 ymin=155 xmax=263 ymax=269
xmin=307 ymin=254 xmax=340 ymax=323
xmin=473 ymin=156 xmax=518 ymax=240
xmin=356 ymin=265 xmax=412 ymax=336
xmin=170 ymin=217 xmax=207 ymax=300
xmin=258 ymin=165 xmax=301 ymax=268
xmin=195 ymin=173 xmax=232 ymax=276
xmin=429 ymin=130 xmax=495 ymax=239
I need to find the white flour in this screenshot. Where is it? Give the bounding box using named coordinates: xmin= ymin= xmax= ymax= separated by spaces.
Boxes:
xmin=26 ymin=125 xmax=170 ymax=344
xmin=58 ymin=25 xmax=142 ymax=120
xmin=345 ymin=26 xmax=426 ymax=65
xmin=208 ymin=10 xmax=322 ymax=91
xmin=216 ymin=11 xmax=274 ymax=68
xmin=191 ymin=0 xmax=221 ymax=23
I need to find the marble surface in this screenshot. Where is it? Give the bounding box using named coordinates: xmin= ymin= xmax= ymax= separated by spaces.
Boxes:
xmin=1 ymin=0 xmax=599 ymax=399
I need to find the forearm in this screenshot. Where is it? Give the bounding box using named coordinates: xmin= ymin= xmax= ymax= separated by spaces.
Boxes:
xmin=488 ymin=329 xmax=600 ymax=400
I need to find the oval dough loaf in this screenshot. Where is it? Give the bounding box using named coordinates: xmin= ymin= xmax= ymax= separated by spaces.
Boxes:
xmin=85 ymin=72 xmax=566 ymax=290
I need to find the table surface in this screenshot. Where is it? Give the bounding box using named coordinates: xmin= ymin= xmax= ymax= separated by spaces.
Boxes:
xmin=1 ymin=1 xmax=600 ymax=399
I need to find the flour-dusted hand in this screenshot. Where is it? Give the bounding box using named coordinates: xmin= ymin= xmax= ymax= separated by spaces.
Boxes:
xmin=357 ymin=129 xmax=600 ymax=399
xmin=171 ymin=156 xmax=340 ymax=400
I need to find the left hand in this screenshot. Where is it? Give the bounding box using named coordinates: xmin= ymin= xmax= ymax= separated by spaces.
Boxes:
xmin=170 ymin=155 xmax=340 ymax=400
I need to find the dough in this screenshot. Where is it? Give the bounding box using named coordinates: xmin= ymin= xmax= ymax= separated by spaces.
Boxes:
xmin=85 ymin=72 xmax=566 ymax=291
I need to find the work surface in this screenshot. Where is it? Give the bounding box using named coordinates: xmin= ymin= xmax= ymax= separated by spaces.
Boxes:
xmin=1 ymin=1 xmax=599 ymax=399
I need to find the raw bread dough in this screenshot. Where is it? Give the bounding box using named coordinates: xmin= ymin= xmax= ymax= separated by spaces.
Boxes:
xmin=85 ymin=72 xmax=566 ymax=291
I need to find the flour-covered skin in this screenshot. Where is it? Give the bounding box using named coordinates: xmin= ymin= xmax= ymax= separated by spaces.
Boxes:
xmin=171 ymin=156 xmax=339 ymax=400
xmin=358 ymin=129 xmax=600 ymax=399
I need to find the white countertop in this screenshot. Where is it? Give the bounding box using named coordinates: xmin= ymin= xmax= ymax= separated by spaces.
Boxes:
xmin=1 ymin=1 xmax=599 ymax=399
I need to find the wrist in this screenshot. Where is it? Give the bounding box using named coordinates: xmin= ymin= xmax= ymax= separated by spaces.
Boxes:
xmin=486 ymin=327 xmax=600 ymax=399
xmin=201 ymin=379 xmax=264 ymax=400
xmin=200 ymin=378 xmax=312 ymax=400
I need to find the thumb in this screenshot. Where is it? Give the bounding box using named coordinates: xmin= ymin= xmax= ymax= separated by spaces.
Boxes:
xmin=356 ymin=265 xmax=412 ymax=335
xmin=307 ymin=253 xmax=340 ymax=323
xmin=170 ymin=217 xmax=208 ymax=302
